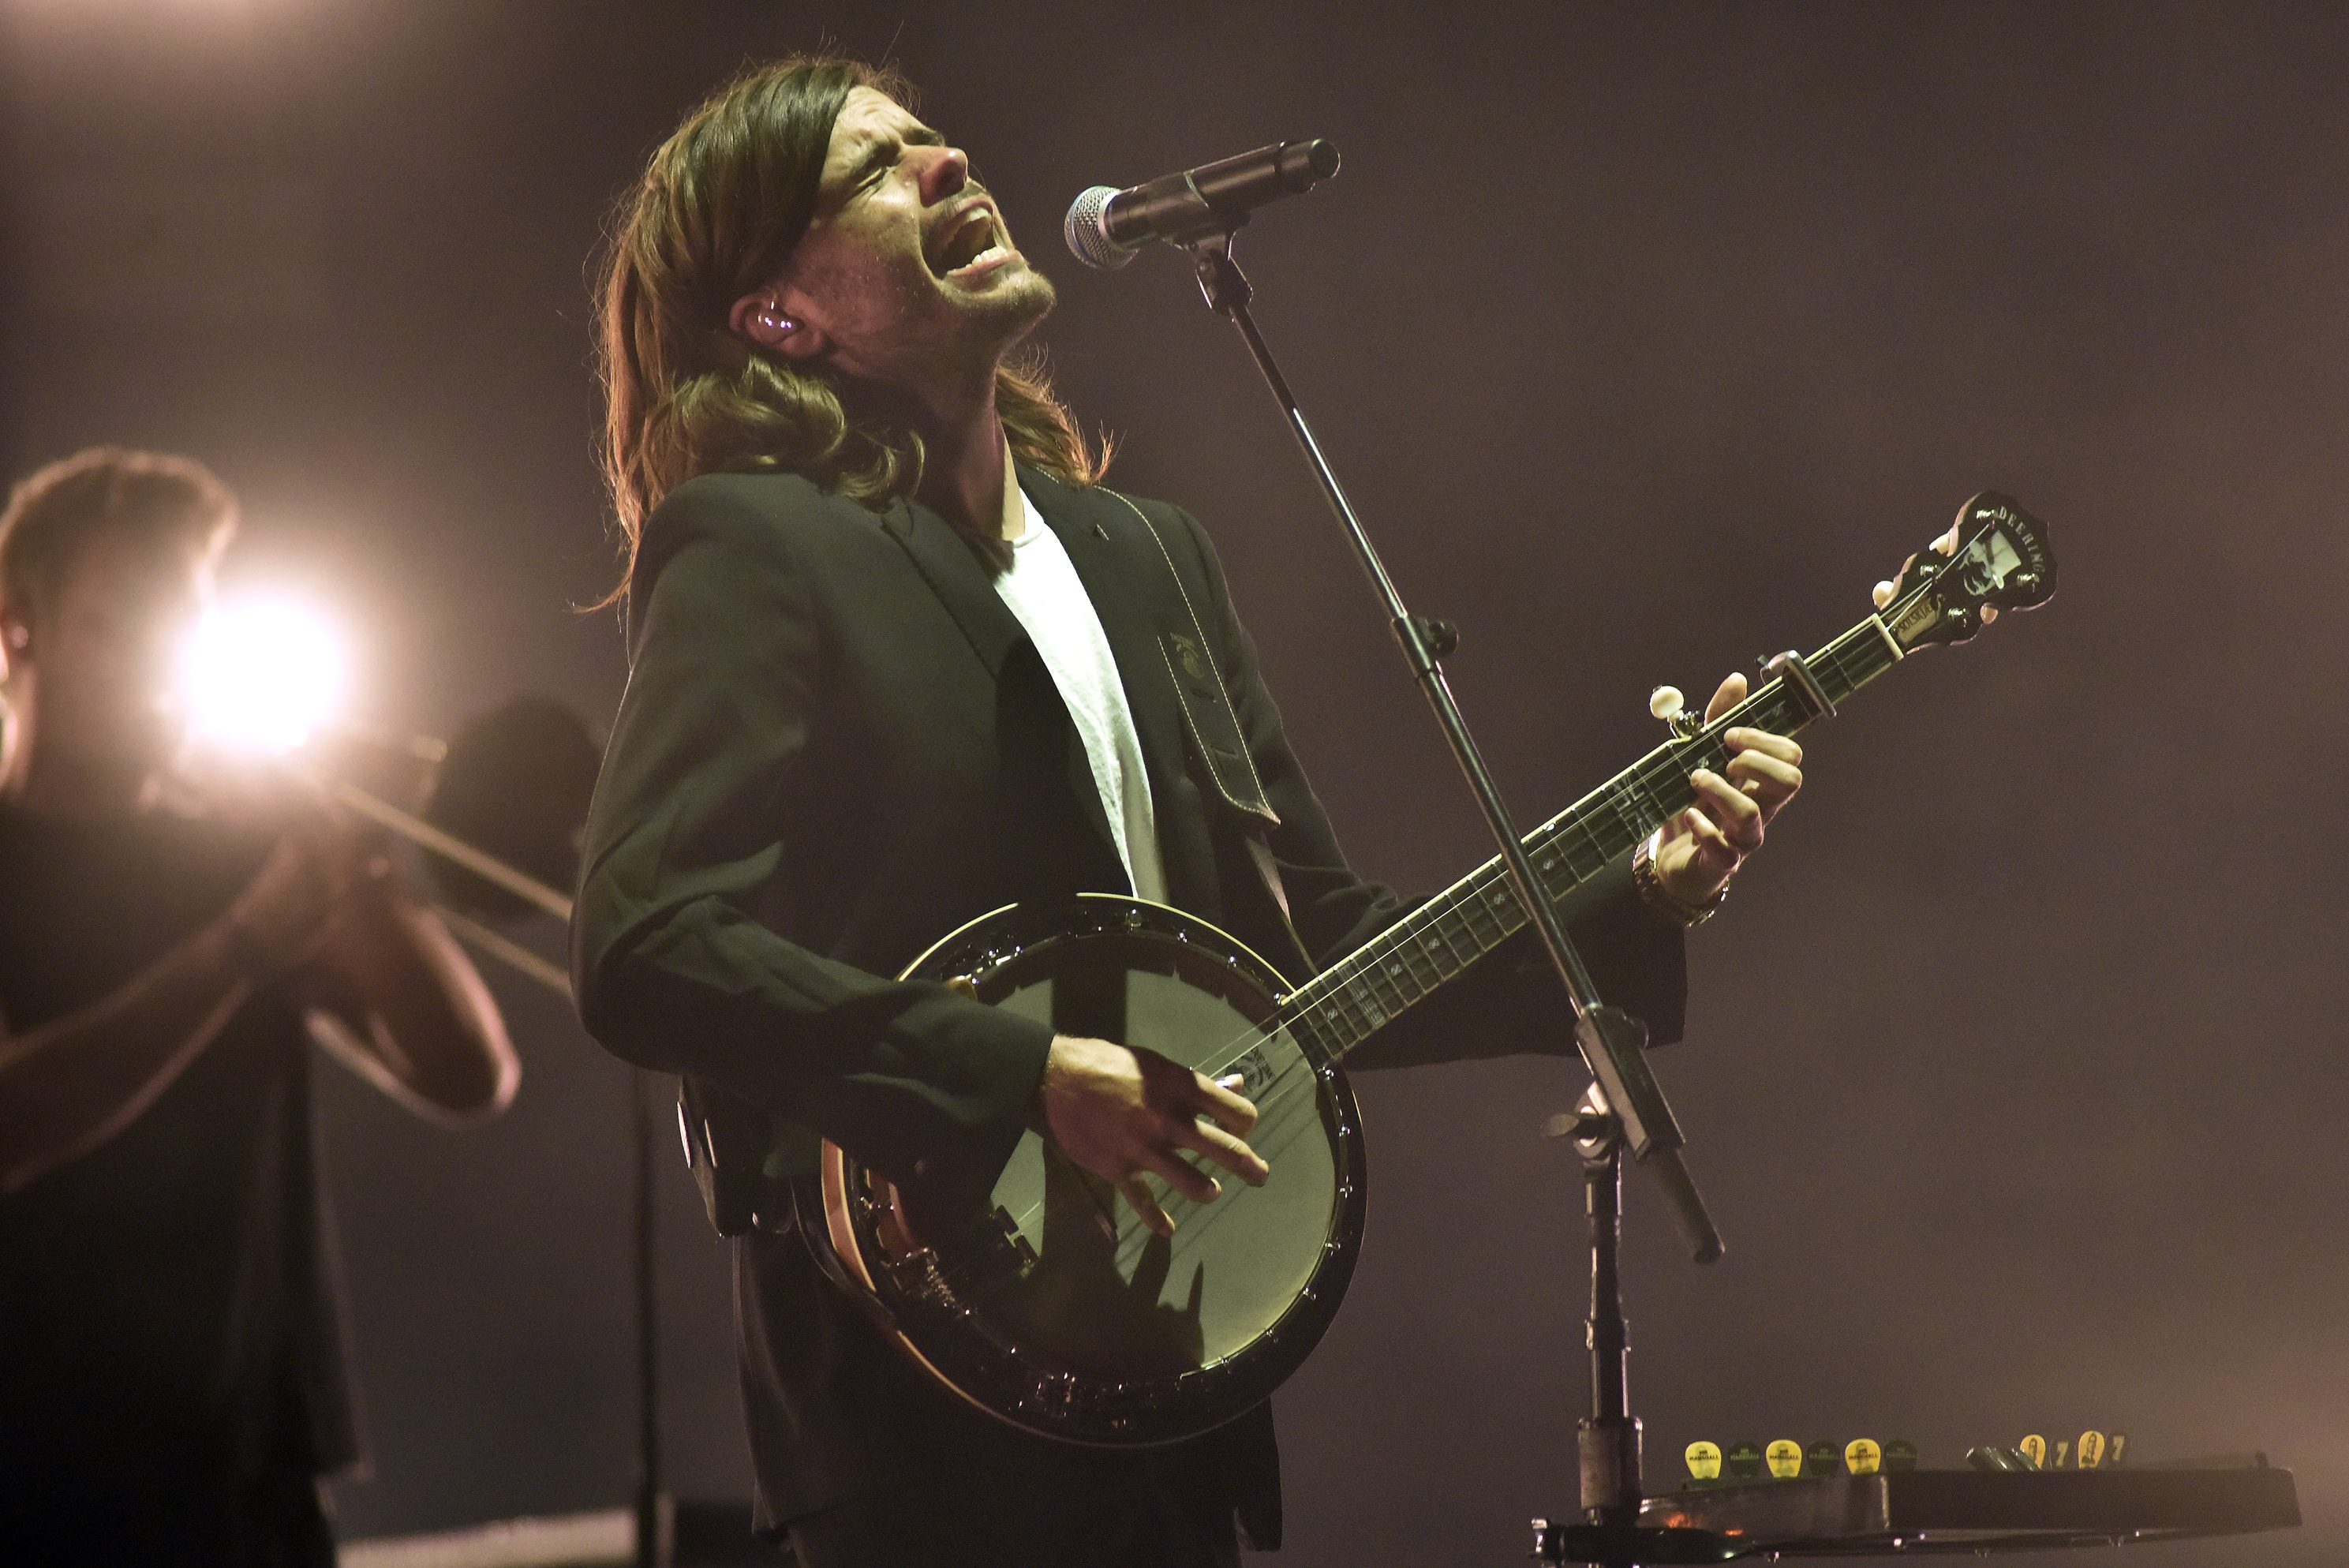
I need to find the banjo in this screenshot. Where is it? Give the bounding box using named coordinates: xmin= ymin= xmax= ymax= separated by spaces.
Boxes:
xmin=802 ymin=492 xmax=2055 ymax=1447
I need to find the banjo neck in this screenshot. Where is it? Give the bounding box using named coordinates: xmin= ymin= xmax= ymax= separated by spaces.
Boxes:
xmin=1278 ymin=612 xmax=1909 ymax=1064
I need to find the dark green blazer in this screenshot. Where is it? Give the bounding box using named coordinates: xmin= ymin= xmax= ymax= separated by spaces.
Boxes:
xmin=570 ymin=465 xmax=1687 ymax=1535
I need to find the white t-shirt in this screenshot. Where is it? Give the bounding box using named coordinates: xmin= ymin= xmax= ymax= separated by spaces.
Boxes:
xmin=991 ymin=485 xmax=1169 ymax=904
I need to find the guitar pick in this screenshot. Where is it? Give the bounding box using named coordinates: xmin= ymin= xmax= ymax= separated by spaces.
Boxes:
xmin=1725 ymin=1440 xmax=1765 ymax=1480
xmin=1765 ymin=1439 xmax=1804 ymax=1480
xmin=1845 ymin=1438 xmax=1883 ymax=1476
xmin=1685 ymin=1441 xmax=1723 ymax=1483
xmin=2018 ymin=1434 xmax=2048 ymax=1471
xmin=2077 ymin=1431 xmax=2106 ymax=1469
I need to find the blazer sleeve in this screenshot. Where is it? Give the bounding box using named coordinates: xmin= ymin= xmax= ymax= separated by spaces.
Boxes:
xmin=570 ymin=481 xmax=1053 ymax=1193
xmin=1171 ymin=506 xmax=1689 ymax=1067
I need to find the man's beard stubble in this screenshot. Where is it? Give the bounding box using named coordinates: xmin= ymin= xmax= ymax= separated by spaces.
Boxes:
xmin=966 ymin=260 xmax=1057 ymax=357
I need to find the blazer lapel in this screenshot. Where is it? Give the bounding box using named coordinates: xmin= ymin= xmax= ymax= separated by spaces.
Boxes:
xmin=879 ymin=494 xmax=1027 ymax=679
xmin=1019 ymin=469 xmax=1195 ymax=814
xmin=885 ymin=483 xmax=1128 ymax=870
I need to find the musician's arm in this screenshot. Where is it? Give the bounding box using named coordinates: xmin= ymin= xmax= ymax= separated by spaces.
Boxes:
xmin=0 ymin=927 xmax=257 ymax=1195
xmin=0 ymin=869 xmax=291 ymax=1195
xmin=293 ymin=859 xmax=518 ymax=1123
xmin=1172 ymin=505 xmax=1688 ymax=1065
xmin=570 ymin=481 xmax=1053 ymax=1197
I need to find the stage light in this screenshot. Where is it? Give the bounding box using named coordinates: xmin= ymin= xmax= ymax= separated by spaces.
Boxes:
xmin=177 ymin=591 xmax=349 ymax=754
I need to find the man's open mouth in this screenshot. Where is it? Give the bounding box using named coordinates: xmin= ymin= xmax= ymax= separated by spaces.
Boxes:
xmin=930 ymin=204 xmax=1008 ymax=277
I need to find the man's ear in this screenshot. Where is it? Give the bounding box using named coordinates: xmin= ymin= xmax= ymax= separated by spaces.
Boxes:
xmin=0 ymin=606 xmax=26 ymax=684
xmin=728 ymin=291 xmax=828 ymax=363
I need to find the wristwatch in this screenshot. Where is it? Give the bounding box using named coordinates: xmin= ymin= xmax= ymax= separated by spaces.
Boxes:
xmin=1633 ymin=829 xmax=1728 ymax=928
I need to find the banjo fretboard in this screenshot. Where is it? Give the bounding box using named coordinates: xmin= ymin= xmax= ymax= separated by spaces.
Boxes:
xmin=1278 ymin=614 xmax=1908 ymax=1061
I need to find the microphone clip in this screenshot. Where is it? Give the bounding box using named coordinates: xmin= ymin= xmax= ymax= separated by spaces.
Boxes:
xmin=1186 ymin=228 xmax=1252 ymax=318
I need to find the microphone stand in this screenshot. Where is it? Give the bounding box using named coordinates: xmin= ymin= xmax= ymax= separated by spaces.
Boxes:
xmin=1175 ymin=224 xmax=1730 ymax=1566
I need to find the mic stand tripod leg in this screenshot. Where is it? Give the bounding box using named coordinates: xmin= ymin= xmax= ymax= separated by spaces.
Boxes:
xmin=1572 ymin=1088 xmax=1639 ymax=1532
xmin=1534 ymin=1087 xmax=1736 ymax=1566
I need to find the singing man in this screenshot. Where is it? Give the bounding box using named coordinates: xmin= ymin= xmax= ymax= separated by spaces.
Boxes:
xmin=0 ymin=447 xmax=519 ymax=1565
xmin=573 ymin=56 xmax=1804 ymax=1567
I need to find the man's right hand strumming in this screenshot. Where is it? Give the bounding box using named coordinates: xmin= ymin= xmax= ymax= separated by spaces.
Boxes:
xmin=1038 ymin=1035 xmax=1268 ymax=1238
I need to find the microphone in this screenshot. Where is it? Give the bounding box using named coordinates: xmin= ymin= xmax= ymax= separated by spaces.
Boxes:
xmin=1064 ymin=139 xmax=1341 ymax=270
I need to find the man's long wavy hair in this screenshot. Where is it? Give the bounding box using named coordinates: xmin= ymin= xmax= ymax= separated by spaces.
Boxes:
xmin=595 ymin=55 xmax=1106 ymax=599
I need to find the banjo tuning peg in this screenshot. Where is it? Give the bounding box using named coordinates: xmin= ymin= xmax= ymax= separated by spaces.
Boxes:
xmin=1650 ymin=684 xmax=1703 ymax=740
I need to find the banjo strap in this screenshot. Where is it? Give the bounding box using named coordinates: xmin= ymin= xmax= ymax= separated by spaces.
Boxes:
xmin=1107 ymin=490 xmax=1317 ymax=978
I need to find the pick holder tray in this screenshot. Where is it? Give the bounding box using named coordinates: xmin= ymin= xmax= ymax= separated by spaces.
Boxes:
xmin=1535 ymin=1465 xmax=2302 ymax=1561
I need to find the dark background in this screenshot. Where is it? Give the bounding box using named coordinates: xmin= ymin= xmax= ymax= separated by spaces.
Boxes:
xmin=3 ymin=2 xmax=2341 ymax=1564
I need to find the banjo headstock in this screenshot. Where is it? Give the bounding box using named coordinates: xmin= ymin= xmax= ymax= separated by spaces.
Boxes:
xmin=1878 ymin=491 xmax=2056 ymax=650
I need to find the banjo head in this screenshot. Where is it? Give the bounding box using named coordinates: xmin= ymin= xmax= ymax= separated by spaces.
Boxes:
xmin=821 ymin=893 xmax=1368 ymax=1446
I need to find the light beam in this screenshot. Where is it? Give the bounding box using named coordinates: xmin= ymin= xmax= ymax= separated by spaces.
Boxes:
xmin=177 ymin=591 xmax=348 ymax=754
